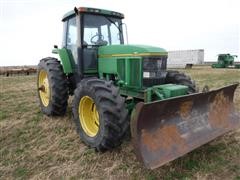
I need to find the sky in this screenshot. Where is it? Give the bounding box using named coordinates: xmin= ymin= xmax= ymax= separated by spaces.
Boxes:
xmin=0 ymin=0 xmax=239 ymax=66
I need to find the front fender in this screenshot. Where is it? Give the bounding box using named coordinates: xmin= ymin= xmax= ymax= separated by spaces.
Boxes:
xmin=52 ymin=48 xmax=75 ymax=74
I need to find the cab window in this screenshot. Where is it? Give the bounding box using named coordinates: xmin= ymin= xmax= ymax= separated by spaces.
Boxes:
xmin=66 ymin=17 xmax=77 ymax=62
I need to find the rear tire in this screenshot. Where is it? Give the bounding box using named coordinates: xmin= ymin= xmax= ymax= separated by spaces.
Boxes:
xmin=72 ymin=78 xmax=129 ymax=152
xmin=37 ymin=57 xmax=68 ymax=116
xmin=166 ymin=71 xmax=197 ymax=93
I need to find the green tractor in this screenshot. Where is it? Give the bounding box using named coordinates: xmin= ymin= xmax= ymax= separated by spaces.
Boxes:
xmin=37 ymin=7 xmax=240 ymax=169
xmin=212 ymin=54 xmax=240 ymax=68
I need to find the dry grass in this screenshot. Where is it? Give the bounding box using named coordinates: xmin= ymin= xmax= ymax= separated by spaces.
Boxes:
xmin=0 ymin=67 xmax=240 ymax=179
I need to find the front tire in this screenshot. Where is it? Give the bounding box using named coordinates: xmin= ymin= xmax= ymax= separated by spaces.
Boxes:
xmin=166 ymin=71 xmax=197 ymax=93
xmin=37 ymin=57 xmax=68 ymax=116
xmin=72 ymin=78 xmax=129 ymax=152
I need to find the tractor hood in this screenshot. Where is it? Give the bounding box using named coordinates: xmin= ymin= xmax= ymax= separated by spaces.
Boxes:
xmin=98 ymin=45 xmax=167 ymax=58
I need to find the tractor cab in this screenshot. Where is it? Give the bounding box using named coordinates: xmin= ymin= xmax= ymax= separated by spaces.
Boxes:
xmin=61 ymin=7 xmax=124 ymax=77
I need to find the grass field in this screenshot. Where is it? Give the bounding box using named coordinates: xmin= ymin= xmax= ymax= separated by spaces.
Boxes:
xmin=0 ymin=67 xmax=240 ymax=179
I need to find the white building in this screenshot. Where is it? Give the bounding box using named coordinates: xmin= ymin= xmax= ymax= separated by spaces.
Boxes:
xmin=167 ymin=49 xmax=204 ymax=68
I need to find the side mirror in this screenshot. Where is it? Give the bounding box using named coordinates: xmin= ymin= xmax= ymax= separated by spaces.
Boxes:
xmin=74 ymin=7 xmax=79 ymax=15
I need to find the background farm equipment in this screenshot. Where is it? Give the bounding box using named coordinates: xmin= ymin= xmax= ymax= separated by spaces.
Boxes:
xmin=212 ymin=54 xmax=240 ymax=69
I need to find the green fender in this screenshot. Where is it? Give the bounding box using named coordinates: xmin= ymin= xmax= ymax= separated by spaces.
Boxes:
xmin=52 ymin=48 xmax=75 ymax=74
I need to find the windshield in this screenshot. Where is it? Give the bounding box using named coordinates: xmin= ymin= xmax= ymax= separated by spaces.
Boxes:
xmin=83 ymin=14 xmax=124 ymax=46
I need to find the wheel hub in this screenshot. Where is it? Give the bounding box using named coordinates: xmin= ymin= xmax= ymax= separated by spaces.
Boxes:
xmin=38 ymin=70 xmax=50 ymax=107
xmin=79 ymin=96 xmax=99 ymax=137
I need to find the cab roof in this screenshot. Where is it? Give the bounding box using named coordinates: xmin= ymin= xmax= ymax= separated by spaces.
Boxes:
xmin=62 ymin=7 xmax=124 ymax=21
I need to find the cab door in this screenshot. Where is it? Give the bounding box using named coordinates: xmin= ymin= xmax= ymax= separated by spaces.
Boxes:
xmin=65 ymin=16 xmax=77 ymax=64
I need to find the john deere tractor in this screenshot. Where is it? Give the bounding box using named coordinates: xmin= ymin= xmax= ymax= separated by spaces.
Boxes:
xmin=37 ymin=7 xmax=240 ymax=169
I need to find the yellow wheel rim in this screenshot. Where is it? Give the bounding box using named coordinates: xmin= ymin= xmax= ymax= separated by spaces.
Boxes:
xmin=38 ymin=70 xmax=50 ymax=107
xmin=79 ymin=96 xmax=100 ymax=137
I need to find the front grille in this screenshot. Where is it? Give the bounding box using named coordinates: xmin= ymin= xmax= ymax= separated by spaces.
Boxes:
xmin=129 ymin=59 xmax=141 ymax=87
xmin=117 ymin=59 xmax=125 ymax=81
xmin=142 ymin=56 xmax=167 ymax=87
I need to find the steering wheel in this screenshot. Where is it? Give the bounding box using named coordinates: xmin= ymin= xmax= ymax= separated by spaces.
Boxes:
xmin=90 ymin=34 xmax=104 ymax=44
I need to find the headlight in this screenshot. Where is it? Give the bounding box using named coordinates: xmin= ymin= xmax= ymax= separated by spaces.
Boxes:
xmin=143 ymin=72 xmax=156 ymax=78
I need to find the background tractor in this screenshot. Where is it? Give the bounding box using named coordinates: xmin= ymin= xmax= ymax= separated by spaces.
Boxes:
xmin=212 ymin=54 xmax=240 ymax=68
xmin=37 ymin=7 xmax=240 ymax=169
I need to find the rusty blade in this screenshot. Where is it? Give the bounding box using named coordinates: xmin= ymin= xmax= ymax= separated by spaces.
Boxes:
xmin=131 ymin=83 xmax=240 ymax=169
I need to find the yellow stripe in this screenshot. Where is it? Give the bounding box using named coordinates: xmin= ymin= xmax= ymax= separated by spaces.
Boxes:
xmin=99 ymin=52 xmax=167 ymax=58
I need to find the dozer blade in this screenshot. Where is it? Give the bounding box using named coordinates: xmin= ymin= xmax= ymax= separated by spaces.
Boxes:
xmin=131 ymin=83 xmax=240 ymax=169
